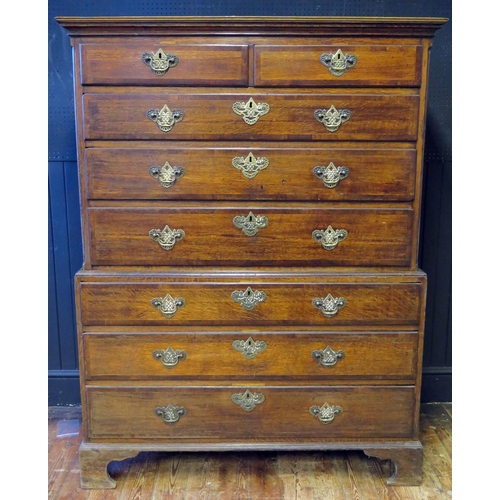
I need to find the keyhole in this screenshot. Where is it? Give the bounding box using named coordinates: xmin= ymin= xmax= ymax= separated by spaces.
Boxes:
xmin=336 ymin=52 xmax=341 ymax=60
xmin=158 ymin=52 xmax=162 ymax=59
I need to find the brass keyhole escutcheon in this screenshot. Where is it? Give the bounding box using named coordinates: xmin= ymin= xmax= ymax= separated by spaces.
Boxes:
xmin=231 ymin=286 xmax=267 ymax=311
xmin=231 ymin=389 xmax=266 ymax=412
xmin=142 ymin=49 xmax=179 ymax=76
xmin=232 ymin=153 xmax=269 ymax=179
xmin=232 ymin=97 xmax=270 ymax=125
xmin=233 ymin=211 xmax=269 ymax=236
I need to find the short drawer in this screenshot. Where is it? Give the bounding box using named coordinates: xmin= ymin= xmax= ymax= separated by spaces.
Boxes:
xmin=255 ymin=44 xmax=422 ymax=87
xmin=83 ymin=331 xmax=418 ymax=381
xmin=85 ymin=146 xmax=416 ymax=202
xmin=79 ymin=42 xmax=249 ymax=86
xmin=89 ymin=205 xmax=414 ymax=267
xmin=86 ymin=385 xmax=415 ymax=440
xmin=78 ymin=279 xmax=423 ymax=327
xmin=83 ymin=91 xmax=419 ymax=141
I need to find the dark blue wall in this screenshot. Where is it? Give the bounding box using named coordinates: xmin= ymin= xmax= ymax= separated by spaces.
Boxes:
xmin=48 ymin=0 xmax=452 ymax=405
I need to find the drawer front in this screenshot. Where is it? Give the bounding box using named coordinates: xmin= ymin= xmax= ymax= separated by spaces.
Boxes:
xmin=80 ymin=43 xmax=249 ymax=86
xmin=89 ymin=206 xmax=413 ymax=267
xmin=83 ymin=331 xmax=418 ymax=381
xmin=255 ymin=44 xmax=422 ymax=87
xmin=83 ymin=92 xmax=419 ymax=141
xmin=86 ymin=385 xmax=415 ymax=440
xmin=79 ymin=281 xmax=422 ymax=327
xmin=85 ymin=147 xmax=416 ymax=202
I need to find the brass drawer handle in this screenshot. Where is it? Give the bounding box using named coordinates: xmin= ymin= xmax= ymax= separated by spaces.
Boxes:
xmin=313 ymin=162 xmax=350 ymax=188
xmin=154 ymin=404 xmax=186 ymax=424
xmin=151 ymin=293 xmax=186 ymax=318
xmin=233 ymin=97 xmax=270 ymax=125
xmin=312 ymin=346 xmax=345 ymax=367
xmin=149 ymin=224 xmax=185 ymax=250
xmin=312 ymin=225 xmax=348 ymax=250
xmin=232 ymin=337 xmax=268 ymax=360
xmin=232 ymin=152 xmax=269 ymax=179
xmin=312 ymin=294 xmax=347 ymax=317
xmin=309 ymin=402 xmax=343 ymax=424
xmin=147 ymin=104 xmax=184 ymax=133
xmin=320 ymin=49 xmax=357 ymax=77
xmin=231 ymin=286 xmax=267 ymax=311
xmin=233 ymin=211 xmax=269 ymax=236
xmin=149 ymin=161 xmax=185 ymax=189
xmin=142 ymin=49 xmax=179 ymax=76
xmin=231 ymin=389 xmax=265 ymax=412
xmin=152 ymin=347 xmax=187 ymax=368
xmin=314 ymin=105 xmax=350 ymax=132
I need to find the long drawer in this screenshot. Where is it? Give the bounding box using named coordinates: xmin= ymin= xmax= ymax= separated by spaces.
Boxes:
xmin=83 ymin=331 xmax=418 ymax=381
xmin=88 ymin=206 xmax=414 ymax=267
xmin=86 ymin=385 xmax=416 ymax=440
xmin=78 ymin=279 xmax=423 ymax=327
xmin=83 ymin=92 xmax=419 ymax=141
xmin=85 ymin=146 xmax=417 ymax=201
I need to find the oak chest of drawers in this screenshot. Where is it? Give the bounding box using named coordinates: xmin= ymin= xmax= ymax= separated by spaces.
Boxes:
xmin=57 ymin=16 xmax=446 ymax=489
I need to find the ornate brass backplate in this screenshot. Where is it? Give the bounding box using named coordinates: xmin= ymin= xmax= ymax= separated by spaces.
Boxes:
xmin=231 ymin=286 xmax=267 ymax=311
xmin=312 ymin=225 xmax=348 ymax=250
xmin=154 ymin=403 xmax=187 ymax=424
xmin=232 ymin=97 xmax=270 ymax=125
xmin=147 ymin=104 xmax=184 ymax=133
xmin=152 ymin=346 xmax=187 ymax=368
xmin=149 ymin=224 xmax=185 ymax=250
xmin=312 ymin=162 xmax=350 ymax=188
xmin=141 ymin=49 xmax=179 ymax=76
xmin=149 ymin=161 xmax=185 ymax=189
xmin=312 ymin=294 xmax=347 ymax=318
xmin=151 ymin=293 xmax=186 ymax=318
xmin=231 ymin=389 xmax=266 ymax=411
xmin=232 ymin=152 xmax=269 ymax=179
xmin=311 ymin=346 xmax=345 ymax=368
xmin=309 ymin=402 xmax=343 ymax=424
xmin=232 ymin=337 xmax=268 ymax=360
xmin=233 ymin=211 xmax=269 ymax=236
xmin=314 ymin=105 xmax=351 ymax=132
xmin=320 ymin=49 xmax=358 ymax=77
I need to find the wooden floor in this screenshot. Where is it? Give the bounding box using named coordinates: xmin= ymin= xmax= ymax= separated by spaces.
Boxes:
xmin=48 ymin=403 xmax=451 ymax=499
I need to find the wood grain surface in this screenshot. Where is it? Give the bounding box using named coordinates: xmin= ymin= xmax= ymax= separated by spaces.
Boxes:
xmin=83 ymin=91 xmax=419 ymax=141
xmin=88 ymin=205 xmax=414 ymax=267
xmin=85 ymin=385 xmax=415 ymax=440
xmin=255 ymin=44 xmax=422 ymax=87
xmin=80 ymin=43 xmax=249 ymax=86
xmin=83 ymin=330 xmax=418 ymax=381
xmin=78 ymin=279 xmax=423 ymax=327
xmin=85 ymin=146 xmax=417 ymax=201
